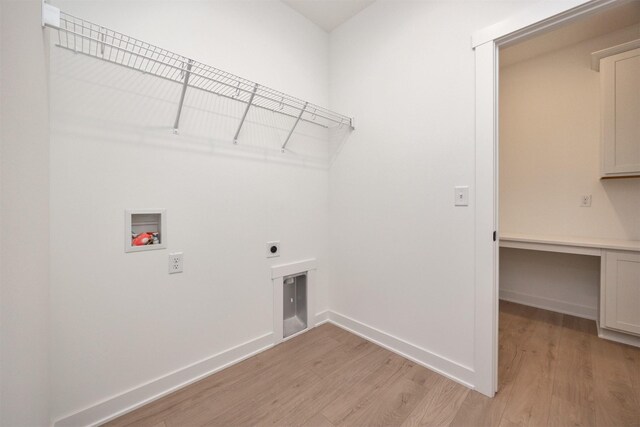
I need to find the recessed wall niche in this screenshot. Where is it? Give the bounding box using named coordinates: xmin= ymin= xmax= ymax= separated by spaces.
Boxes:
xmin=125 ymin=209 xmax=167 ymax=252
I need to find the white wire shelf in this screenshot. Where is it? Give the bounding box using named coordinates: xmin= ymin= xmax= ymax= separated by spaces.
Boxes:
xmin=43 ymin=7 xmax=354 ymax=150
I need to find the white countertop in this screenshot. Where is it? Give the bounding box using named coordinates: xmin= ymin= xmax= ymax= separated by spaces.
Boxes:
xmin=500 ymin=232 xmax=640 ymax=253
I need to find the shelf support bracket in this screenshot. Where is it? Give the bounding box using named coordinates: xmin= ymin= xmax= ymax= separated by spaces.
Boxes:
xmin=281 ymin=102 xmax=308 ymax=152
xmin=172 ymin=59 xmax=193 ymax=134
xmin=233 ymin=83 xmax=259 ymax=144
xmin=42 ymin=0 xmax=61 ymax=28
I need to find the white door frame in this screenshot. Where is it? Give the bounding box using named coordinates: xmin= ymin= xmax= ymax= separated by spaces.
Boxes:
xmin=472 ymin=0 xmax=622 ymax=397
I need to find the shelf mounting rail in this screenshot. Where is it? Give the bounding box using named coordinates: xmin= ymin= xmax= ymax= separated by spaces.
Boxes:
xmin=41 ymin=2 xmax=354 ymax=150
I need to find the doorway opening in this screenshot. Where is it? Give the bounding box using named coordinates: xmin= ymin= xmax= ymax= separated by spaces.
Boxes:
xmin=473 ymin=0 xmax=640 ymax=398
xmin=495 ymin=0 xmax=640 ymax=412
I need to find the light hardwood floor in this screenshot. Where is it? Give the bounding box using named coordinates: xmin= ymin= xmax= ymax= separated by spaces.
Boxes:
xmin=105 ymin=301 xmax=640 ymax=426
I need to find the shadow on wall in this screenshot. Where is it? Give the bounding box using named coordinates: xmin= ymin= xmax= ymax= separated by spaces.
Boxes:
xmin=600 ymin=179 xmax=640 ymax=240
xmin=50 ymin=46 xmax=352 ymax=170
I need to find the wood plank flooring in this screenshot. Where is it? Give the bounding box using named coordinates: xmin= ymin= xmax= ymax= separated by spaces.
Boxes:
xmin=105 ymin=301 xmax=640 ymax=426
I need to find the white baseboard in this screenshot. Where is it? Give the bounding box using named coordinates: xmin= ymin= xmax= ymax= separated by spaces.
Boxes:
xmin=53 ymin=333 xmax=275 ymax=427
xmin=314 ymin=309 xmax=330 ymax=325
xmin=54 ymin=310 xmax=333 ymax=427
xmin=501 ymin=290 xmax=639 ymax=348
xmin=53 ymin=309 xmax=476 ymax=426
xmin=596 ymin=320 xmax=640 ymax=348
xmin=500 ymin=289 xmax=597 ymax=320
xmin=326 ymin=311 xmax=475 ymax=389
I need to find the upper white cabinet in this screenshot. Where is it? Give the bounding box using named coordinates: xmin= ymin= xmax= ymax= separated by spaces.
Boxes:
xmin=601 ymin=250 xmax=640 ymax=336
xmin=593 ymin=43 xmax=640 ymax=178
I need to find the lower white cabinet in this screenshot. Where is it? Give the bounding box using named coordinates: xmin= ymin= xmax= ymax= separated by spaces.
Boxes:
xmin=601 ymin=250 xmax=640 ymax=336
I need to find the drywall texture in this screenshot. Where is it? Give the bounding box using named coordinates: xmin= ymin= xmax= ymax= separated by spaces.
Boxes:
xmin=49 ymin=0 xmax=330 ymax=422
xmin=500 ymin=25 xmax=640 ymax=241
xmin=0 ymin=1 xmax=51 ymax=426
xmin=328 ymin=0 xmax=534 ymax=376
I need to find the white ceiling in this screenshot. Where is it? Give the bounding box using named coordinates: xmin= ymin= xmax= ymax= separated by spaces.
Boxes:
xmin=501 ymin=1 xmax=640 ymax=67
xmin=282 ymin=0 xmax=375 ymax=32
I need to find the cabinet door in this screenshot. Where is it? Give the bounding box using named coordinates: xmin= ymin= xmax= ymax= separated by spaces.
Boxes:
xmin=603 ymin=251 xmax=640 ymax=335
xmin=601 ymin=48 xmax=640 ymax=176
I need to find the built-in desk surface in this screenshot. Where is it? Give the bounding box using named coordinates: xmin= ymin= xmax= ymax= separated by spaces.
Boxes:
xmin=500 ymin=232 xmax=640 ymax=256
xmin=499 ymin=232 xmax=640 ymax=348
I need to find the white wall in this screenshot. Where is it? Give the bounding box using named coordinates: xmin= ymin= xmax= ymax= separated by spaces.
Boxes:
xmin=49 ymin=1 xmax=330 ymax=423
xmin=328 ymin=0 xmax=535 ymax=384
xmin=499 ymin=25 xmax=640 ymax=317
xmin=1 ymin=1 xmax=51 ymax=426
xmin=500 ymin=25 xmax=640 ymax=241
xmin=5 ymin=0 xmax=603 ymax=423
xmin=500 ymin=248 xmax=600 ymax=319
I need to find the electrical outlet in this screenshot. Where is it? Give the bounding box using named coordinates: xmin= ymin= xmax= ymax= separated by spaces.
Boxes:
xmin=580 ymin=195 xmax=592 ymax=207
xmin=168 ymin=252 xmax=183 ymax=274
xmin=266 ymin=241 xmax=280 ymax=258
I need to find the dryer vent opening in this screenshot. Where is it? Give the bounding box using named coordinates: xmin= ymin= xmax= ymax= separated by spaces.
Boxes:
xmin=283 ymin=273 xmax=307 ymax=338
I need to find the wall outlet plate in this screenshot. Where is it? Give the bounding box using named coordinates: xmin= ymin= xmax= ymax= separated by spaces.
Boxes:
xmin=454 ymin=186 xmax=469 ymax=206
xmin=168 ymin=252 xmax=183 ymax=274
xmin=266 ymin=241 xmax=280 ymax=258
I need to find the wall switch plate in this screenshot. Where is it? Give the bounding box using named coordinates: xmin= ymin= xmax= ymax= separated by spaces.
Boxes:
xmin=580 ymin=195 xmax=592 ymax=207
xmin=168 ymin=252 xmax=183 ymax=274
xmin=454 ymin=186 xmax=469 ymax=206
xmin=266 ymin=241 xmax=280 ymax=258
